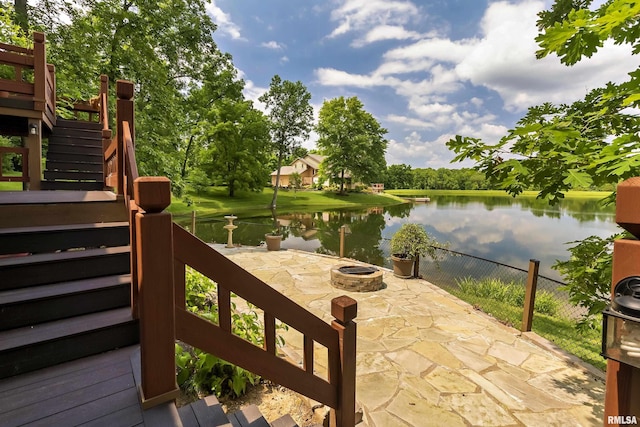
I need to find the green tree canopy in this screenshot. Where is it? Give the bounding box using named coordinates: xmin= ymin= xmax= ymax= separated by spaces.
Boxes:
xmin=446 ymin=0 xmax=640 ymax=328
xmin=3 ymin=0 xmax=240 ymax=196
xmin=316 ymin=96 xmax=388 ymax=194
xmin=259 ymin=75 xmax=313 ymax=208
xmin=384 ymin=164 xmax=413 ymax=189
xmin=199 ymin=100 xmax=270 ymax=197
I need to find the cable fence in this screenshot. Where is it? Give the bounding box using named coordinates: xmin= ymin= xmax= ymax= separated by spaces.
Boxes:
xmin=176 ymin=214 xmax=605 ymax=371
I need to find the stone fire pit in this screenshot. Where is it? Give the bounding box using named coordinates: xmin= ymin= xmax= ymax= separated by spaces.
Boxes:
xmin=330 ymin=265 xmax=384 ymax=292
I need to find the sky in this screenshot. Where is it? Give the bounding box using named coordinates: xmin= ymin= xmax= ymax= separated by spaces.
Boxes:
xmin=205 ymin=0 xmax=640 ymax=169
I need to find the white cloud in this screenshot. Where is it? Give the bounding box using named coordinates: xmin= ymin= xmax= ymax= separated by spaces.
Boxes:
xmin=352 ymin=25 xmax=425 ymax=48
xmin=280 ymin=56 xmax=290 ymax=64
xmin=455 ymin=0 xmax=640 ymax=111
xmin=385 ymin=132 xmax=473 ymax=169
xmin=206 ymin=1 xmax=243 ymax=40
xmin=261 ymin=41 xmax=285 ymax=50
xmin=327 ymin=0 xmax=419 ymax=40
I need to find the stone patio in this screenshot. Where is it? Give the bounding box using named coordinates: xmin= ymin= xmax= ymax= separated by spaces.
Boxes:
xmin=213 ymin=245 xmax=605 ymax=427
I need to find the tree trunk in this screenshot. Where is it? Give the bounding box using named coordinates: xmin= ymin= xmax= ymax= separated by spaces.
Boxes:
xmin=14 ymin=0 xmax=28 ymax=33
xmin=340 ymin=169 xmax=345 ymax=194
xmin=270 ymin=152 xmax=284 ymax=209
xmin=229 ymin=179 xmax=235 ymax=197
xmin=181 ymin=135 xmax=194 ymax=179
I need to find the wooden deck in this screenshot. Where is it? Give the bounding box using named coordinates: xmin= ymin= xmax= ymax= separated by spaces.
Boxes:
xmin=0 ymin=346 xmax=181 ymax=427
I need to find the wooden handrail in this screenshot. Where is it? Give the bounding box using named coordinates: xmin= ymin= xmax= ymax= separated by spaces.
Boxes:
xmin=0 ymin=147 xmax=29 ymax=182
xmin=110 ymin=70 xmax=357 ymax=425
xmin=123 ymin=121 xmax=138 ymax=200
xmin=171 ymin=224 xmax=358 ymax=412
xmin=0 ymin=32 xmax=56 ymax=129
xmin=0 ymin=42 xmax=33 ymax=55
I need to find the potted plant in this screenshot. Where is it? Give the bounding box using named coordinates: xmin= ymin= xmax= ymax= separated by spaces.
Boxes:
xmin=265 ymin=222 xmax=283 ymax=251
xmin=390 ymin=223 xmax=444 ymax=278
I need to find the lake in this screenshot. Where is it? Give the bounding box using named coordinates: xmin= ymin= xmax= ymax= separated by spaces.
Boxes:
xmin=176 ymin=194 xmax=618 ymax=281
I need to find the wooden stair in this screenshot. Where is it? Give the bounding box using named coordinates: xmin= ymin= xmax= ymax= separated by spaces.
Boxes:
xmin=177 ymin=395 xmax=299 ymax=427
xmin=0 ymin=216 xmax=138 ymax=379
xmin=42 ymin=118 xmax=105 ymax=191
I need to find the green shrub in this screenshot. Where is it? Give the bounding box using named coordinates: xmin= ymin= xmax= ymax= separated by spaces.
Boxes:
xmin=176 ymin=268 xmax=285 ymax=399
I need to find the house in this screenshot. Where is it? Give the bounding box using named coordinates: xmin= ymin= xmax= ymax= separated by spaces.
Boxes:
xmin=271 ymin=153 xmax=325 ymax=187
xmin=271 ymin=154 xmax=358 ymax=190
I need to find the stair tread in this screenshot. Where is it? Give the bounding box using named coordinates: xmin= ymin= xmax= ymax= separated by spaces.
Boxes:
xmin=270 ymin=414 xmax=299 ymax=427
xmin=0 ymin=190 xmax=117 ymax=205
xmin=0 ymin=221 xmax=129 ymax=236
xmin=54 ymin=119 xmax=103 ymax=130
xmin=228 ymin=405 xmax=270 ymax=427
xmin=0 ymin=307 xmax=134 ymax=351
xmin=0 ymin=274 xmax=130 ymax=305
xmin=0 ymin=246 xmax=129 ymax=268
xmin=190 ymin=395 xmax=232 ymax=426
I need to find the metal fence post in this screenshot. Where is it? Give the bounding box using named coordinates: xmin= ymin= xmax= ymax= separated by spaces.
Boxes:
xmin=521 ymin=259 xmax=540 ymax=332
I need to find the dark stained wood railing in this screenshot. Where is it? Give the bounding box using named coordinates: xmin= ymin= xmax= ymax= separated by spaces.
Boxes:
xmin=0 ymin=147 xmax=28 ymax=182
xmin=104 ymin=75 xmax=357 ymax=427
xmin=0 ymin=32 xmax=56 ymax=129
xmin=131 ymin=182 xmax=357 ymax=425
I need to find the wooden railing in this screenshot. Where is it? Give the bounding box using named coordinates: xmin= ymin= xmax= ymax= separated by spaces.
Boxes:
xmin=129 ymin=182 xmax=357 ymax=425
xmin=0 ymin=147 xmax=28 ymax=182
xmin=102 ymin=81 xmax=358 ymax=426
xmin=0 ymin=32 xmax=56 ymax=129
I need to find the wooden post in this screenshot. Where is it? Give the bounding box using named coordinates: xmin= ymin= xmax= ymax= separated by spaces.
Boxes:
xmin=129 ymin=199 xmax=139 ymax=319
xmin=604 ymin=178 xmax=640 ymax=425
xmin=25 ymin=118 xmax=41 ymax=190
xmin=339 ymin=225 xmax=346 ymax=258
xmin=521 ymin=259 xmax=540 ymax=332
xmin=100 ymin=74 xmax=109 ymax=128
xmin=191 ymin=210 xmax=196 ymax=235
xmin=134 ymin=177 xmax=180 ymax=409
xmin=116 ymin=80 xmax=134 ymax=195
xmin=330 ymin=295 xmax=357 ymax=427
xmin=32 ymin=32 xmax=46 ymax=112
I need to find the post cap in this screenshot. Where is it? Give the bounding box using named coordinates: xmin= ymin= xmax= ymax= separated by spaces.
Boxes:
xmin=332 ymin=295 xmax=357 ymax=323
xmin=616 ymin=178 xmax=640 ymax=238
xmin=134 ymin=177 xmax=171 ymax=213
xmin=33 ymin=32 xmax=45 ymax=43
xmin=116 ymin=80 xmax=134 ymax=100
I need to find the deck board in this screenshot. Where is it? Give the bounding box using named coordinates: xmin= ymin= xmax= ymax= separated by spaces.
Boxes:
xmin=0 ymin=190 xmax=117 ymax=205
xmin=0 ymin=346 xmax=182 ymax=427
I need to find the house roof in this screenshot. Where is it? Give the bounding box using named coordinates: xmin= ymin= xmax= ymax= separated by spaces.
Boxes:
xmin=271 ymin=154 xmax=326 ymax=176
xmin=271 ymin=166 xmax=296 ymax=176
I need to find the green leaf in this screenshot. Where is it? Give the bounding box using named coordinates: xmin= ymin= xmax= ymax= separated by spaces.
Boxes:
xmin=562 ymin=169 xmax=593 ymax=188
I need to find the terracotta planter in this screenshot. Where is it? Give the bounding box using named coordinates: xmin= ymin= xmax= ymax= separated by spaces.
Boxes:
xmin=265 ymin=234 xmax=282 ymax=251
xmin=391 ymin=255 xmax=414 ymax=278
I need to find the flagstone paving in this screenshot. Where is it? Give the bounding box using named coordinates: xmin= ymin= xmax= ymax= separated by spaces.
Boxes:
xmin=213 ymin=245 xmax=605 ymax=427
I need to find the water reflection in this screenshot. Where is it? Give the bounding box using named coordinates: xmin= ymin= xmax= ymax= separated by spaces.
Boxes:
xmin=175 ymin=195 xmax=618 ymax=281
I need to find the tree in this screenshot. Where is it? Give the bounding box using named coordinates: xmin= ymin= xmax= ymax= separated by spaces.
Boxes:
xmin=316 ymin=96 xmax=388 ymax=194
xmin=385 ymin=164 xmax=413 ymax=189
xmin=259 ymin=75 xmax=313 ymax=209
xmin=446 ymin=0 xmax=640 ymax=328
xmin=290 ymin=172 xmax=302 ymax=196
xmin=19 ymin=0 xmax=237 ymax=195
xmin=199 ymin=100 xmax=270 ymax=197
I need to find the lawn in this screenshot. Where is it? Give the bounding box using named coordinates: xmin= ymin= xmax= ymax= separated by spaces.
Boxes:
xmin=168 ymin=186 xmax=406 ymax=217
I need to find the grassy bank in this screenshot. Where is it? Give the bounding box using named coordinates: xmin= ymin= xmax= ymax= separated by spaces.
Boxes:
xmin=169 ymin=187 xmax=406 ymax=217
xmin=386 ymin=189 xmax=612 ymax=200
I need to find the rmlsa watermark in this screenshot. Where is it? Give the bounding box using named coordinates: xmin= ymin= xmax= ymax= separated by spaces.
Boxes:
xmin=608 ymin=415 xmax=638 ymax=425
